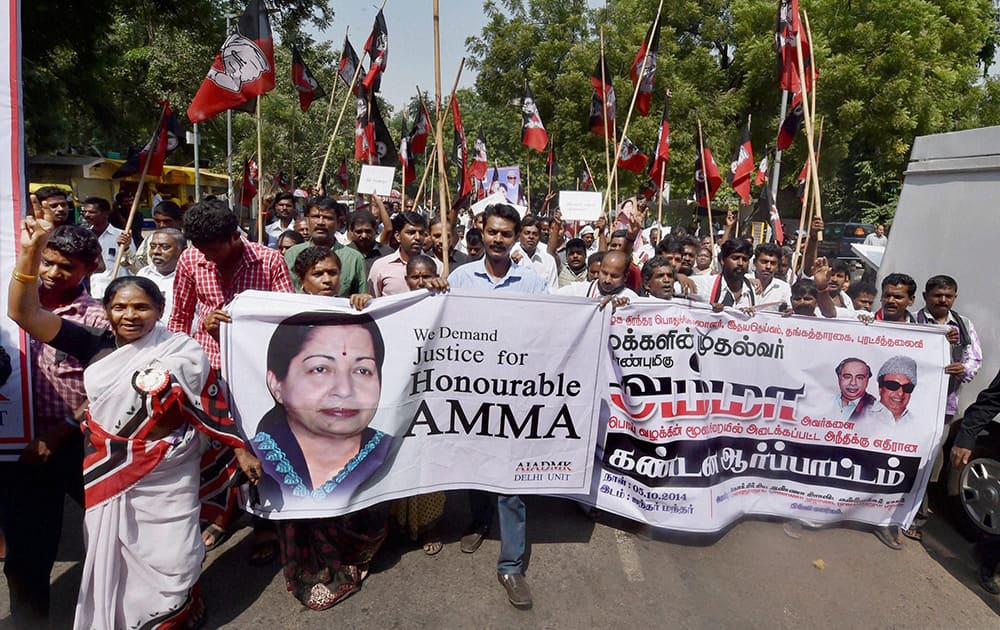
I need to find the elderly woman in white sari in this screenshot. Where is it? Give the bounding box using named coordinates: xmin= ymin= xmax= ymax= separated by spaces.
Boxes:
xmin=9 ymin=206 xmax=262 ymax=628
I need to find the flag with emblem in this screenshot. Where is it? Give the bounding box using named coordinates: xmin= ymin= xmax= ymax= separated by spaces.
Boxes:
xmin=521 ymin=85 xmax=549 ymax=152
xmin=694 ymin=145 xmax=722 ymax=206
xmin=647 ymin=94 xmax=670 ymax=184
xmin=291 ymin=46 xmax=326 ymax=112
xmin=113 ymin=102 xmax=184 ymax=179
xmin=629 ymin=13 xmax=661 ymax=116
xmin=617 ymin=136 xmax=648 ymax=174
xmin=727 ymin=122 xmax=754 ymax=204
xmin=361 ymin=9 xmax=388 ymax=93
xmin=451 ymin=96 xmax=473 ymax=199
xmin=589 ymin=53 xmax=616 ymax=138
xmin=338 ymin=36 xmax=362 ymax=95
xmin=470 ymin=128 xmax=489 ymax=180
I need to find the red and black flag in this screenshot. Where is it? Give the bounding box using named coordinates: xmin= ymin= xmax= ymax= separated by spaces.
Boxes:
xmin=521 ymin=85 xmax=549 ymax=152
xmin=617 ymin=136 xmax=649 ymax=174
xmin=546 ymin=147 xmax=559 ymax=179
xmin=754 ymin=150 xmax=769 ymax=187
xmin=639 ymin=179 xmax=658 ymax=200
xmin=338 ymin=158 xmax=350 ymax=190
xmin=355 ymin=87 xmax=375 ymax=162
xmin=796 ymin=158 xmax=809 ymax=201
xmin=630 ymin=13 xmax=661 ymax=117
xmin=759 ymin=178 xmax=785 ymax=244
xmin=361 ymin=9 xmax=388 ymax=93
xmin=338 ymin=35 xmax=363 ymax=94
xmin=451 ymin=96 xmax=473 ymax=200
xmin=240 ymin=156 xmax=257 ymax=208
xmin=774 ymin=0 xmax=814 ymax=95
xmin=470 ymin=128 xmax=489 ymax=180
xmin=409 ymin=97 xmax=431 ymax=154
xmin=399 ymin=116 xmax=415 ymax=182
xmin=581 ymin=165 xmax=593 ymax=191
xmin=776 ymin=91 xmax=804 ymax=150
xmin=371 ymin=98 xmax=397 ymax=166
xmin=291 ymin=47 xmax=326 ymax=112
xmin=113 ymin=103 xmax=184 ymax=179
xmin=188 ymin=0 xmax=274 ymax=123
xmin=727 ymin=123 xmax=754 ymax=204
xmin=274 ymin=171 xmax=290 ymax=191
xmin=693 ymin=145 xmax=723 ymax=206
xmin=589 ymin=53 xmax=616 ymax=137
xmin=647 ymin=94 xmax=670 ymax=184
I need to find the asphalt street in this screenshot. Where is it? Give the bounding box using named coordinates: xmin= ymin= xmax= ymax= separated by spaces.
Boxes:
xmin=5 ymin=492 xmax=1000 ymax=629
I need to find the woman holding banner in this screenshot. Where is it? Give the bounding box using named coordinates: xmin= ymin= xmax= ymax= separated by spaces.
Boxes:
xmin=8 ymin=205 xmax=262 ymax=629
xmin=254 ymin=300 xmax=392 ymax=610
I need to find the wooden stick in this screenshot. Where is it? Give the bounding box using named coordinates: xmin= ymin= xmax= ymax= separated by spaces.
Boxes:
xmin=606 ymin=0 xmax=664 ymax=217
xmin=433 ymin=0 xmax=450 ymax=275
xmin=412 ymin=141 xmax=435 ymax=209
xmin=697 ymin=120 xmax=716 ymax=271
xmin=256 ymin=97 xmax=264 ymax=244
xmin=316 ymin=49 xmax=366 ymax=189
xmin=321 ymin=28 xmax=344 ymax=137
xmin=112 ymin=103 xmax=167 ymax=277
xmin=599 ymin=28 xmax=613 ymax=219
xmin=582 ymin=155 xmax=597 ymax=192
xmin=797 ymin=11 xmax=822 ymax=235
xmin=656 ymin=161 xmax=666 ymax=227
xmin=525 ymin=148 xmax=531 ymax=210
xmin=805 ymin=118 xmax=824 ymax=240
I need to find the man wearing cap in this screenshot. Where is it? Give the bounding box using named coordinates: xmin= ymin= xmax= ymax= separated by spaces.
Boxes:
xmin=863 ymin=356 xmax=917 ymax=425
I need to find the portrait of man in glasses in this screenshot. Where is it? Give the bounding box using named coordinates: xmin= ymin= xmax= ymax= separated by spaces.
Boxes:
xmin=863 ymin=355 xmax=918 ymax=425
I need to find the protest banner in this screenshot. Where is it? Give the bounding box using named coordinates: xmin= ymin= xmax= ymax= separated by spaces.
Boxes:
xmin=485 ymin=166 xmax=522 ymax=204
xmin=559 ymin=191 xmax=603 ymax=222
xmin=356 ymin=164 xmax=396 ymax=195
xmin=224 ymin=289 xmax=608 ymax=519
xmin=0 ymin=6 xmax=31 ymax=460
xmin=586 ymin=300 xmax=948 ymax=532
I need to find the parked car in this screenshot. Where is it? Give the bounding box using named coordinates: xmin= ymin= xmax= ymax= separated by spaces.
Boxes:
xmin=822 ymin=222 xmax=874 ymax=260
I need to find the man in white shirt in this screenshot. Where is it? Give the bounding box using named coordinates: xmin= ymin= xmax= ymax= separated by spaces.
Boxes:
xmin=557 ymin=250 xmax=638 ymax=300
xmin=748 ymin=242 xmax=790 ymax=311
xmin=137 ymin=228 xmax=185 ymax=323
xmin=689 ymin=239 xmax=756 ymax=309
xmin=863 ymin=224 xmax=888 ymax=247
xmin=511 ymin=215 xmax=559 ymax=292
xmin=264 ymin=192 xmax=299 ymax=247
xmin=80 ymin=196 xmax=135 ymax=299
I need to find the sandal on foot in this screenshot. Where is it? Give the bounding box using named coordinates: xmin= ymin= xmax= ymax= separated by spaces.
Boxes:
xmin=249 ymin=532 xmax=279 ymax=566
xmin=201 ymin=524 xmax=230 ymax=552
xmin=306 ymin=584 xmax=338 ymax=611
xmin=422 ymin=540 xmax=444 ymax=556
xmin=183 ymin=593 xmax=207 ymax=630
xmin=874 ymin=526 xmax=902 ymax=550
xmin=901 ymin=526 xmax=923 ymax=542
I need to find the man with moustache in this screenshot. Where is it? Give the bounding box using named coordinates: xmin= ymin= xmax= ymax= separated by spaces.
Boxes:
xmin=368 ymin=211 xmax=443 ymax=297
xmin=137 ymin=228 xmax=185 ymax=323
xmin=346 ymin=210 xmax=392 ymax=274
xmin=641 ymin=256 xmax=675 ymax=300
xmin=874 ymin=273 xmax=917 ymax=322
xmin=33 ymin=186 xmax=74 ymax=228
xmin=429 ymin=215 xmax=469 ymax=269
xmin=264 ymin=192 xmax=298 ymax=247
xmin=511 ymin=215 xmax=559 ymax=292
xmin=442 ymin=203 xmax=547 ymax=608
xmin=689 ymin=239 xmax=756 ymax=309
xmin=283 ymin=197 xmax=367 ymax=295
xmin=557 ymin=250 xmax=638 ymax=300
xmin=832 ymin=358 xmax=876 ymax=421
xmin=749 ymin=242 xmax=790 ymax=312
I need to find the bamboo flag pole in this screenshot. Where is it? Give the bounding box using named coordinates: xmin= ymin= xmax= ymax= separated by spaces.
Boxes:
xmin=111 ymin=103 xmax=167 ymax=277
xmin=796 ymin=11 xmax=822 ymax=235
xmin=697 ymin=120 xmax=717 ymax=269
xmin=433 ymin=0 xmax=451 ymax=276
xmin=525 ymin=148 xmax=531 ymax=210
xmin=606 ymin=0 xmax=663 ymax=218
xmin=805 ymin=118 xmax=824 ymax=237
xmin=656 ymin=162 xmax=666 ymax=227
xmin=582 ymin=155 xmax=597 ymax=192
xmin=428 ymin=145 xmax=436 ymax=211
xmin=290 ymin=108 xmax=296 ymax=191
xmin=316 ymin=53 xmax=366 ymax=189
xmin=321 ymin=27 xmax=345 ymax=137
xmin=599 ymin=28 xmax=612 ymax=219
xmin=256 ymin=97 xmax=265 ymax=243
xmin=412 ymin=141 xmax=435 ymax=209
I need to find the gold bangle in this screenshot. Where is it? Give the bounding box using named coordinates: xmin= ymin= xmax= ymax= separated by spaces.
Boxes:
xmin=12 ymin=271 xmax=38 ymax=283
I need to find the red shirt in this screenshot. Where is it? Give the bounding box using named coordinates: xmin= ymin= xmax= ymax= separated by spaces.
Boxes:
xmin=168 ymin=238 xmax=293 ymax=368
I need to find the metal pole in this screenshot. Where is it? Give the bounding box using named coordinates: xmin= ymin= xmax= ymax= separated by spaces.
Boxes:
xmin=769 ymin=89 xmax=788 ymax=205
xmin=193 ymin=122 xmax=201 ymax=200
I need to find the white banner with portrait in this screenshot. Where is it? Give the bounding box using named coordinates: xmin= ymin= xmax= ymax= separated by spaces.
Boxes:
xmin=583 ymin=300 xmax=950 ymax=532
xmin=224 ymin=290 xmax=608 ymax=519
xmin=0 ymin=2 xmax=32 ymax=460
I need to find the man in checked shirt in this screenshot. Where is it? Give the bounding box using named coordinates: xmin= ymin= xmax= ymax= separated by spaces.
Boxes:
xmin=168 ymin=200 xmax=294 ymax=562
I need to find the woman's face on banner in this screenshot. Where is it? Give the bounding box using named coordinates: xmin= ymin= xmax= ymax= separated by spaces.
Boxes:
xmin=269 ymin=325 xmax=382 ymax=441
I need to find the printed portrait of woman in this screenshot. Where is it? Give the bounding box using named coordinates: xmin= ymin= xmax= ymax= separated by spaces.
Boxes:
xmin=252 ymin=311 xmax=393 ymax=506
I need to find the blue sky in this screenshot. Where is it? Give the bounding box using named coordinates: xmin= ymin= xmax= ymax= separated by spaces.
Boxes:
xmin=312 ymin=1 xmax=605 ymax=111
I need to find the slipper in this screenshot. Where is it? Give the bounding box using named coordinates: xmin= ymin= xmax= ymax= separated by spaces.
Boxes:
xmin=183 ymin=591 xmax=207 ymax=630
xmin=901 ymin=526 xmax=923 ymax=542
xmin=201 ymin=524 xmax=230 ymax=552
xmin=422 ymin=540 xmax=443 ymax=556
xmin=874 ymin=526 xmax=902 ymax=550
xmin=249 ymin=536 xmax=279 ymax=566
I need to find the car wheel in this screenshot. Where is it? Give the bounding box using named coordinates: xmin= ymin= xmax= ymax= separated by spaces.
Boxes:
xmin=959 ymin=457 xmax=1000 ymax=535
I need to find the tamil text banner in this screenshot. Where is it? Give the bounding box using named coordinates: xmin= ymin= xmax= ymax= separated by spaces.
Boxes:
xmin=588 ymin=301 xmax=949 ymax=532
xmin=224 ymin=290 xmax=608 ymax=519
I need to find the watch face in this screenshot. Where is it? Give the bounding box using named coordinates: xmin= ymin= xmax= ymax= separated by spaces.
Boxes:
xmin=133 ymin=366 xmax=170 ymax=395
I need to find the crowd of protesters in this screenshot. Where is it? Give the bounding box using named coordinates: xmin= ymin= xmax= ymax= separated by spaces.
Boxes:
xmin=3 ymin=184 xmax=997 ymax=627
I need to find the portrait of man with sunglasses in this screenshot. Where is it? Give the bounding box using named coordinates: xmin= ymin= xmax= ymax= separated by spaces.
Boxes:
xmin=863 ymin=355 xmax=918 ymax=425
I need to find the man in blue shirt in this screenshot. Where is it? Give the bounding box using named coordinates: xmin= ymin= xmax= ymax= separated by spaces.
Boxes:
xmin=446 ymin=203 xmax=547 ymax=607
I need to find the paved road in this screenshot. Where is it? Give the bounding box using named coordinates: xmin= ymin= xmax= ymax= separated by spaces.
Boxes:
xmin=5 ymin=492 xmax=1000 ymax=629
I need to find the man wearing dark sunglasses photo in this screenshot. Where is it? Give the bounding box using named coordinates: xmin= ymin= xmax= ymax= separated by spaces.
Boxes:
xmin=863 ymin=355 xmax=918 ymax=425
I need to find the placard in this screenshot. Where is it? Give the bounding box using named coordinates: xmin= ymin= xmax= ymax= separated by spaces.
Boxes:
xmin=356 ymin=164 xmax=395 ymax=196
xmin=559 ymin=191 xmax=603 ymax=222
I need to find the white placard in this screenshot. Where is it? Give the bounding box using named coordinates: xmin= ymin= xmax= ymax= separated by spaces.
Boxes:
xmin=559 ymin=191 xmax=603 ymax=221
xmin=356 ymin=165 xmax=395 ymax=195
xmin=470 ymin=191 xmax=508 ymax=215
